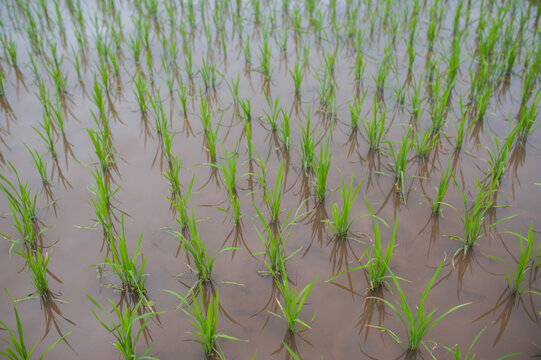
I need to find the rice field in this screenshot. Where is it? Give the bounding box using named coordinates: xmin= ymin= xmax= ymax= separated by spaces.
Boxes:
xmin=0 ymin=0 xmax=540 ymax=358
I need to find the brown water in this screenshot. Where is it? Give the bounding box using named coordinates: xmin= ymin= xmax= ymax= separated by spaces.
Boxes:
xmin=1 ymin=0 xmax=541 ymax=359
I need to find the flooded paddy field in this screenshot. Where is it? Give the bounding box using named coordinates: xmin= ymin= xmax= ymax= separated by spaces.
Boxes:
xmin=1 ymin=0 xmax=541 ymax=358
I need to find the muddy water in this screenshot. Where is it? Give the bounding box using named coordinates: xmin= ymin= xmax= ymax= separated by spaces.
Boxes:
xmin=1 ymin=0 xmax=541 ymax=359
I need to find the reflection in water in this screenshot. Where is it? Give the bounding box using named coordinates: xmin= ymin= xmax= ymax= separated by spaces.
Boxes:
xmin=40 ymin=295 xmax=77 ymax=354
xmin=474 ymin=289 xmax=537 ymax=346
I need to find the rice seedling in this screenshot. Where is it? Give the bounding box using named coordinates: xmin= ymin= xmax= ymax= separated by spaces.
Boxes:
xmin=26 ymin=146 xmax=48 ymax=185
xmin=164 ymin=156 xmax=182 ymax=199
xmin=87 ymin=127 xmax=115 ymax=174
xmin=205 ymin=115 xmax=222 ymax=163
xmin=430 ymin=72 xmax=452 ymax=133
xmin=170 ymin=210 xmax=235 ymax=284
xmin=354 ymin=30 xmax=366 ymax=81
xmin=491 ymin=222 xmax=539 ymax=295
xmin=453 ymin=98 xmax=473 ymax=151
xmin=87 ymin=295 xmax=159 ymax=360
xmin=1 ymin=33 xmax=18 ymax=68
xmin=0 ymin=290 xmax=70 ymax=359
xmin=388 ymin=128 xmax=413 ymax=202
xmin=200 ymin=55 xmax=218 ymax=91
xmin=0 ymin=165 xmax=39 ymax=246
xmin=516 ymin=89 xmax=541 ymax=146
xmin=374 ymin=45 xmax=392 ymax=95
xmin=370 ymin=259 xmax=470 ymax=351
xmin=0 ymin=72 xmax=5 ymax=97
xmin=133 ymin=70 xmax=149 ymax=114
xmin=485 ymin=131 xmax=514 ymax=185
xmin=299 ymin=108 xmax=316 ymax=173
xmin=280 ymin=109 xmax=291 ymax=150
xmin=102 ymin=214 xmax=149 ymax=300
xmin=11 ymin=242 xmax=51 ymax=298
xmin=271 ymin=268 xmax=317 ymax=333
xmin=430 ymin=164 xmax=451 ymax=215
xmin=312 ymin=137 xmax=332 ymax=204
xmin=449 ymin=177 xmax=516 ymax=255
xmin=169 ymin=175 xmax=195 ymax=231
xmin=259 ymin=40 xmax=272 ymax=81
xmin=34 ymin=109 xmax=57 ymax=160
xmin=85 ymin=164 xmax=118 ymax=237
xmin=440 ymin=327 xmax=520 ymax=359
xmin=261 ymin=160 xmax=285 ymax=223
xmin=326 ymin=175 xmax=362 ymax=239
xmin=289 ymin=56 xmax=305 ymax=95
xmin=412 ymin=123 xmax=438 ymax=160
xmin=217 ymin=186 xmax=242 ymax=226
xmin=239 ymin=97 xmax=252 ymax=122
xmin=363 ymin=95 xmax=386 ymax=151
xmin=349 ymin=92 xmax=367 ymax=132
xmin=253 ymin=202 xmax=307 ymax=277
xmin=262 ymin=93 xmax=280 ymax=131
xmin=177 ymin=78 xmax=190 ymax=118
xmin=167 ymin=286 xmax=239 ymax=359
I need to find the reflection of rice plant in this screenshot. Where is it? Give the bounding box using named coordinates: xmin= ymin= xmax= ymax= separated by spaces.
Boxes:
xmin=87 ymin=295 xmax=158 ymax=360
xmin=327 ymin=175 xmax=362 ymax=239
xmin=0 ymin=290 xmax=69 ymax=359
xmin=371 ymin=260 xmax=469 ymax=351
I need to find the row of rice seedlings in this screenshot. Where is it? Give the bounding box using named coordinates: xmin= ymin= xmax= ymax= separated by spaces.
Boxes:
xmin=87 ymin=295 xmax=159 ymax=360
xmin=326 ymin=175 xmax=362 ymax=239
xmin=167 ymin=286 xmax=239 ymax=359
xmin=0 ymin=165 xmax=39 ymax=246
xmin=0 ymin=290 xmax=69 ymax=359
xmin=371 ymin=259 xmax=470 ymax=352
xmin=272 ymin=267 xmax=317 ymax=333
